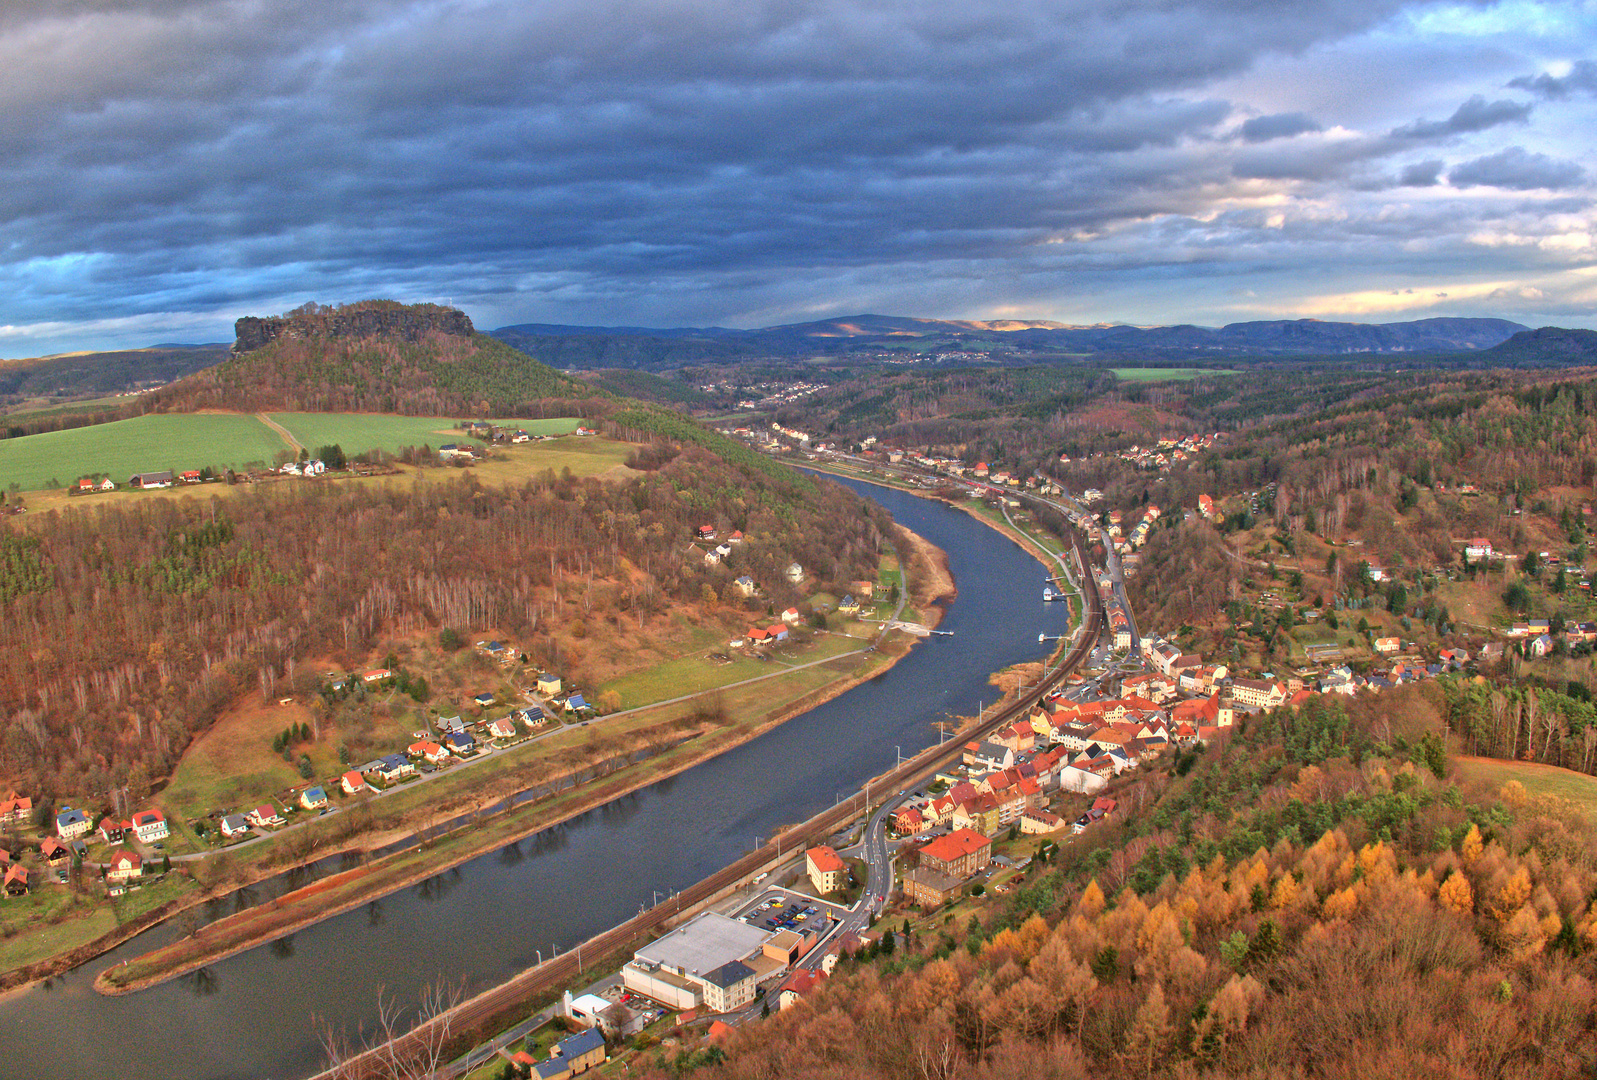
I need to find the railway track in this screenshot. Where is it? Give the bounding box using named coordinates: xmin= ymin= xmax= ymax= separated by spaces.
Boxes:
xmin=316 ymin=526 xmax=1104 ymax=1080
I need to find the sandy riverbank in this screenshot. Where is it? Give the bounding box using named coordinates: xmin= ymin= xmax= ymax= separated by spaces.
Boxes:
xmin=91 ymin=525 xmax=951 ymax=996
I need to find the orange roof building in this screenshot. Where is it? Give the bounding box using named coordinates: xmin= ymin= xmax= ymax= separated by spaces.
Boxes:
xmin=918 ymin=828 xmax=992 ymax=879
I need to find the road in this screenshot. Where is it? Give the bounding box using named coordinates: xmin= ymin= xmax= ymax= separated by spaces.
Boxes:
xmin=312 ymin=517 xmax=1104 ymax=1080
xmin=149 ymin=641 xmax=878 ymax=868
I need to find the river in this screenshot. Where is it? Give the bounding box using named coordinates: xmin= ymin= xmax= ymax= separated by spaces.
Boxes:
xmin=0 ymin=476 xmax=1072 ymax=1080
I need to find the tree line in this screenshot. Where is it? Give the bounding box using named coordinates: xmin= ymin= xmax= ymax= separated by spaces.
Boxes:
xmin=659 ymin=693 xmax=1597 ymax=1079
xmin=0 ymin=444 xmax=889 ymax=806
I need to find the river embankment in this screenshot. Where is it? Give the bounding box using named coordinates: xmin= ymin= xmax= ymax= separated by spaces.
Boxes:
xmin=93 ymin=522 xmax=955 ymax=996
xmin=0 ymin=471 xmax=1070 ymax=1080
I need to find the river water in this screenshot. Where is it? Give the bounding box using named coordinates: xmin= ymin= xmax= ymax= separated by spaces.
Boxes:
xmin=0 ymin=476 xmax=1071 ymax=1080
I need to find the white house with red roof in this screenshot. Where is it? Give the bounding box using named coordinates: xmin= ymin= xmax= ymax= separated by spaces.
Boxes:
xmin=341 ymin=770 xmax=369 ymax=795
xmin=130 ymin=808 xmax=168 ymax=844
xmin=409 ymin=740 xmax=450 ymax=765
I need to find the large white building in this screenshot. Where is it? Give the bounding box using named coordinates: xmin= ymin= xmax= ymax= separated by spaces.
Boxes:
xmin=621 ymin=911 xmax=771 ymax=1013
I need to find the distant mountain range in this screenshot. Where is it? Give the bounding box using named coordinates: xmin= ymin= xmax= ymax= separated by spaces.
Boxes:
xmin=489 ymin=314 xmax=1532 ymax=368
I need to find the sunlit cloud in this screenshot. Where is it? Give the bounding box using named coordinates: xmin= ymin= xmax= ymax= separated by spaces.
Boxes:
xmin=0 ymin=0 xmax=1594 ymax=354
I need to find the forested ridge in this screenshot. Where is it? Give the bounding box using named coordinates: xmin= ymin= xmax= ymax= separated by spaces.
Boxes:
xmin=1098 ymin=372 xmax=1597 ymax=627
xmin=153 ymin=330 xmax=606 ymax=418
xmin=0 ymin=441 xmax=887 ymax=802
xmin=667 ymin=691 xmax=1597 ymax=1079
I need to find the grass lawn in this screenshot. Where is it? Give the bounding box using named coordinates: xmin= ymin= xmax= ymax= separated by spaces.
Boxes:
xmin=594 ymin=634 xmax=862 ymax=711
xmin=1109 ymin=367 xmax=1238 ymax=381
xmin=268 ymin=413 xmax=489 ymax=456
xmin=160 ymin=698 xmax=361 ymax=844
xmin=0 ymin=393 xmax=129 ymax=425
xmin=0 ymin=874 xmax=200 ymax=974
xmin=414 ymin=437 xmax=637 ymax=488
xmin=0 ymin=891 xmax=115 ymax=971
xmin=1453 ymin=757 xmax=1597 ymax=828
xmin=0 ymin=413 xmax=288 ymax=492
xmin=268 ymin=414 xmax=582 ymax=458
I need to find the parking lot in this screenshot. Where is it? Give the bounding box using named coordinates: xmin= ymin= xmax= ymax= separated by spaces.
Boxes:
xmin=746 ymin=897 xmax=825 ymax=933
xmin=733 ymin=887 xmax=851 ymax=934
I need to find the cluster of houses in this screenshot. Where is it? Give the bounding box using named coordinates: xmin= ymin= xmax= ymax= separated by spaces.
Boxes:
xmin=730 ymin=381 xmax=826 ymax=411
xmin=887 ymin=691 xmax=1221 ymax=854
xmin=278 ymin=459 xmax=327 ymax=477
xmin=438 ymin=443 xmax=487 ymax=462
xmin=1058 ymin=432 xmax=1222 ymax=474
xmin=694 ymin=524 xmax=745 ymax=567
xmin=1104 ymin=504 xmax=1160 ymax=553
xmin=0 ymin=797 xmax=172 ymax=899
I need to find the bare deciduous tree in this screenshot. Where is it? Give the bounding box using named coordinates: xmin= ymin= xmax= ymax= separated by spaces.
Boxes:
xmin=318 ymin=980 xmax=464 ymax=1080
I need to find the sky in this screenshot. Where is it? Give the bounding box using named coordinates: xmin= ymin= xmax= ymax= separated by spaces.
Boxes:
xmin=2 ymin=0 xmax=1597 ymax=355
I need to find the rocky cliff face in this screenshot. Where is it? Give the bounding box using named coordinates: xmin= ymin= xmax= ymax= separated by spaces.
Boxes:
xmin=233 ymin=302 xmax=474 ymax=354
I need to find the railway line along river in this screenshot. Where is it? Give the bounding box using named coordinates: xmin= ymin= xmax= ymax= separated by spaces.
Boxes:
xmin=0 ymin=475 xmax=1074 ymax=1080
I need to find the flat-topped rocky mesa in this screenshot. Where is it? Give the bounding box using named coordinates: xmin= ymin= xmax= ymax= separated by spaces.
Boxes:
xmin=234 ymin=300 xmax=473 ymax=354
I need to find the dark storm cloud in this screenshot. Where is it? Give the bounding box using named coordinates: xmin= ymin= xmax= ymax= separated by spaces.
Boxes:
xmin=1449 ymin=146 xmax=1586 ymax=190
xmin=0 ymin=0 xmax=1590 ymax=348
xmin=1509 ymin=59 xmax=1597 ymax=98
xmin=1240 ymin=112 xmax=1322 ymax=142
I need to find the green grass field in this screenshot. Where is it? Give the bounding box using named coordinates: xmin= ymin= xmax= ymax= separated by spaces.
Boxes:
xmin=595 ymin=632 xmax=861 ymax=710
xmin=267 ymin=414 xmax=580 ymax=457
xmin=1110 ymin=367 xmax=1238 ymax=382
xmin=1454 ymin=757 xmax=1597 ymax=828
xmin=0 ymin=413 xmax=289 ymax=491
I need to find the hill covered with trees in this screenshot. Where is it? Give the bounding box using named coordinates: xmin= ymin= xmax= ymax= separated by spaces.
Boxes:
xmin=0 ymin=302 xmax=891 ymax=812
xmin=661 ymin=689 xmax=1597 ymax=1079
xmin=154 ymin=301 xmax=606 ymax=417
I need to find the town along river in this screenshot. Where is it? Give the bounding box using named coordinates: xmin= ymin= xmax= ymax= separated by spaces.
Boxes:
xmin=0 ymin=476 xmax=1074 ymax=1080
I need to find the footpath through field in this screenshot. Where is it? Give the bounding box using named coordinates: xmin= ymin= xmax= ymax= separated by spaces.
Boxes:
xmin=257 ymin=412 xmax=303 ymax=455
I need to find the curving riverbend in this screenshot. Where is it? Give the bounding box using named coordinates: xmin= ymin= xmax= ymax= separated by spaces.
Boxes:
xmin=0 ymin=475 xmax=1071 ymax=1080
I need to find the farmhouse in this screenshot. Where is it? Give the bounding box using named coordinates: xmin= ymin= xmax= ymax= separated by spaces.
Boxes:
xmin=0 ymin=792 xmax=32 ymax=826
xmin=5 ymin=865 xmax=30 ymax=897
xmin=128 ymin=470 xmax=174 ymax=488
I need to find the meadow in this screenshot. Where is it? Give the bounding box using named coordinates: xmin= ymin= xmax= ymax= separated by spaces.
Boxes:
xmin=0 ymin=413 xmax=288 ymax=491
xmin=1453 ymin=756 xmax=1597 ymax=828
xmin=267 ymin=413 xmax=580 ymax=456
xmin=0 ymin=412 xmax=597 ymax=493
